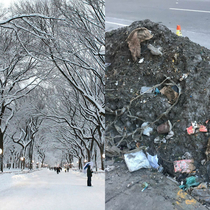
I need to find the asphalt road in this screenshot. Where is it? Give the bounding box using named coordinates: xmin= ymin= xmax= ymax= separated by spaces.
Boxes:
xmin=106 ymin=0 xmax=210 ymax=49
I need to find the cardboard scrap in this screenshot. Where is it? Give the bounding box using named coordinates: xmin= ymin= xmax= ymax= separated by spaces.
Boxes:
xmin=174 ymin=159 xmax=195 ymax=173
xmin=160 ymin=86 xmax=179 ymax=104
xmin=126 ymin=27 xmax=153 ymax=62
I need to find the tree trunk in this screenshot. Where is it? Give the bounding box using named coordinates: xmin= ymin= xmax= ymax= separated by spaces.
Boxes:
xmin=87 ymin=149 xmax=91 ymax=162
xmin=28 ymin=140 xmax=34 ymax=170
xmin=11 ymin=154 xmax=14 ymax=169
xmin=100 ymin=147 xmax=104 ymax=170
xmin=0 ymin=131 xmax=3 ymax=172
xmin=78 ymin=157 xmax=82 ymax=170
xmin=95 ymin=151 xmax=98 ymax=172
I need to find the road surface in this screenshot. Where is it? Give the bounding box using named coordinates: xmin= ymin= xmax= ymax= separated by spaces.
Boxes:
xmin=0 ymin=169 xmax=105 ymax=210
xmin=106 ymin=0 xmax=210 ymax=49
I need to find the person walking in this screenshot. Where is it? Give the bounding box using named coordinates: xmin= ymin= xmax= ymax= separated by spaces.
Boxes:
xmin=87 ymin=165 xmax=93 ymax=186
xmin=56 ymin=167 xmax=60 ymax=174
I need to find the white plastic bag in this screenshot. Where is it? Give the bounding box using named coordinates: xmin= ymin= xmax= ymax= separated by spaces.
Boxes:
xmin=124 ymin=149 xmax=151 ymax=172
xmin=141 ymin=122 xmax=153 ymax=136
xmin=140 ymin=86 xmax=153 ymax=94
xmin=147 ymin=153 xmax=159 ymax=169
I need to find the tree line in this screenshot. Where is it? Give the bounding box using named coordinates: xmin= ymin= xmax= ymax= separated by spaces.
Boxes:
xmin=0 ymin=0 xmax=105 ymax=171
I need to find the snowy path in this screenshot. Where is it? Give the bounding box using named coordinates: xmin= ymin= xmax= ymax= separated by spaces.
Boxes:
xmin=0 ymin=169 xmax=105 ymax=210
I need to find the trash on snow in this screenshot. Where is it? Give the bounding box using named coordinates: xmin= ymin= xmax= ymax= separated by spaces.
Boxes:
xmin=140 ymin=86 xmax=153 ymax=94
xmin=179 ymin=176 xmax=200 ymax=190
xmin=141 ymin=122 xmax=153 ymax=136
xmin=201 ymin=159 xmax=206 ymax=165
xmin=182 ymin=152 xmax=192 ymax=160
xmin=127 ymin=181 xmax=134 ymax=188
xmin=158 ymin=165 xmax=164 ymax=173
xmin=147 ymin=153 xmax=159 ymax=169
xmin=126 ymin=27 xmax=153 ymax=62
xmin=105 ymin=63 xmax=111 ymax=68
xmin=154 ymin=88 xmax=160 ymax=95
xmin=174 ymin=159 xmax=196 ymax=173
xmin=166 ymin=130 xmax=174 ymax=139
xmin=147 ymin=44 xmax=162 ymax=56
xmin=179 ymin=73 xmax=189 ymax=81
xmin=187 ymin=121 xmax=207 ymax=135
xmin=160 ymin=86 xmax=179 ymax=104
xmin=124 ymin=148 xmax=151 ymax=172
xmin=199 ymin=125 xmax=207 ymax=132
xmin=161 ymin=138 xmax=167 ymax=143
xmin=157 ymin=120 xmax=172 ymax=134
xmin=139 ymin=58 xmax=144 ymax=63
xmin=154 ymin=136 xmax=160 ymax=144
xmin=141 ymin=182 xmax=149 ymax=192
xmin=154 ymin=136 xmax=167 ymax=144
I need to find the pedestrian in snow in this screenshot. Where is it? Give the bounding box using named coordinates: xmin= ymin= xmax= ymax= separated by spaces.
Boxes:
xmin=87 ymin=165 xmax=93 ymax=186
xmin=56 ymin=167 xmax=60 ymax=174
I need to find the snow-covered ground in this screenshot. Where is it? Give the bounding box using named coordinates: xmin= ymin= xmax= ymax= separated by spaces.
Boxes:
xmin=0 ymin=168 xmax=105 ymax=210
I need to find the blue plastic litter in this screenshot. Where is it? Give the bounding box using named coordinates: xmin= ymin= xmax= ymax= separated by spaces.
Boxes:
xmin=154 ymin=88 xmax=160 ymax=95
xmin=179 ymin=176 xmax=200 ymax=190
xmin=147 ymin=153 xmax=159 ymax=169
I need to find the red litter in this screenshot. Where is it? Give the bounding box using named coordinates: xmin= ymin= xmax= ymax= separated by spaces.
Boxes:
xmin=174 ymin=159 xmax=195 ymax=173
xmin=187 ymin=122 xmax=207 ymax=135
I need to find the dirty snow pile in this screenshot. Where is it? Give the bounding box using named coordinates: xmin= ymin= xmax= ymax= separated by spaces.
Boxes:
xmin=105 ymin=19 xmax=210 ymax=192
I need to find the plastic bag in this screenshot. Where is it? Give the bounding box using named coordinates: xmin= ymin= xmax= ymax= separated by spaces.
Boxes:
xmin=141 ymin=122 xmax=153 ymax=136
xmin=147 ymin=153 xmax=159 ymax=169
xmin=179 ymin=176 xmax=200 ymax=190
xmin=140 ymin=86 xmax=153 ymax=94
xmin=124 ymin=149 xmax=151 ymax=172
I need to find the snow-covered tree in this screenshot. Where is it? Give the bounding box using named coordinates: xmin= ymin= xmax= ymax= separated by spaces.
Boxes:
xmin=0 ymin=0 xmax=105 ymax=170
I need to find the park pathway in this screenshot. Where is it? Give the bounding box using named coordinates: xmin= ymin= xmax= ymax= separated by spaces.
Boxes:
xmin=0 ymin=168 xmax=105 ymax=210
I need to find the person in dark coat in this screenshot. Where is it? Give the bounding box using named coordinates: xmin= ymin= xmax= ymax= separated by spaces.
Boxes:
xmin=87 ymin=165 xmax=93 ymax=186
xmin=56 ymin=167 xmax=60 ymax=174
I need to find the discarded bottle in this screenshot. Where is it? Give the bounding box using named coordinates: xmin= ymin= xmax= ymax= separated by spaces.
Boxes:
xmin=142 ymin=182 xmax=148 ymax=192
